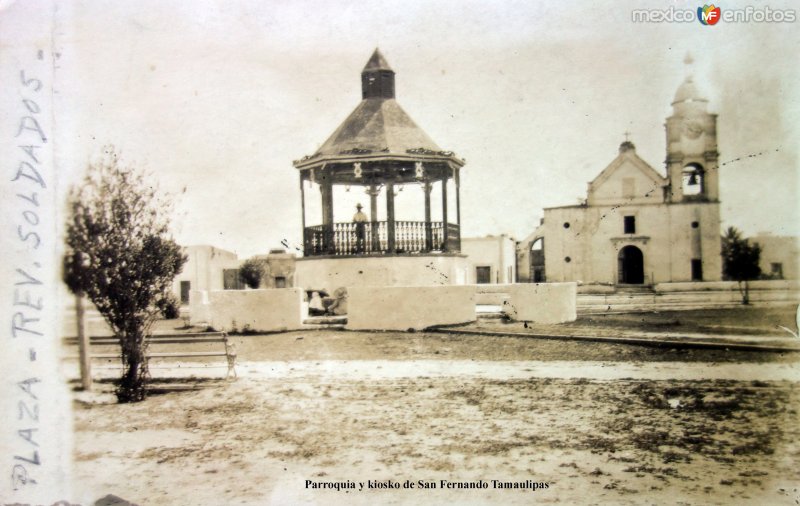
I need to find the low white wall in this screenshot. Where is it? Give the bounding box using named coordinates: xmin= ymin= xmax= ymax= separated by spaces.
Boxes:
xmin=476 ymin=292 xmax=510 ymax=305
xmin=191 ymin=288 xmax=304 ymax=332
xmin=504 ymin=283 xmax=577 ymax=324
xmin=475 ymin=284 xmax=511 ymax=305
xmin=295 ymin=255 xmax=469 ymax=294
xmin=346 ymin=285 xmax=476 ymax=331
xmin=189 ymin=290 xmax=212 ymax=325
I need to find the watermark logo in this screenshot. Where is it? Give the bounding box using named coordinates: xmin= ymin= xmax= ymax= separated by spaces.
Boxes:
xmin=698 ymin=4 xmax=721 ymax=25
xmin=632 ymin=4 xmax=796 ymax=23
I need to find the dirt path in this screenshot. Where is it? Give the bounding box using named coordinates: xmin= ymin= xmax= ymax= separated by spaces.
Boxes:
xmin=71 ymin=358 xmax=800 ymax=383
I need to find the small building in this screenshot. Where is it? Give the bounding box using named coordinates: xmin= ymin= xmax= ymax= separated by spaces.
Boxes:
xmin=518 ymin=56 xmax=723 ymax=287
xmin=752 ymin=233 xmax=799 ymax=280
xmin=172 ymin=245 xmax=240 ymax=304
xmin=462 ymin=235 xmax=516 ymax=284
xmin=253 ymin=249 xmax=297 ymax=288
xmin=173 ymin=246 xmax=298 ymax=303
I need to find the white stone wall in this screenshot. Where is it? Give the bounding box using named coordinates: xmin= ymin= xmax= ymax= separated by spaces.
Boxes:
xmin=503 ymin=283 xmax=577 ymax=324
xmin=346 ymin=285 xmax=476 ymax=331
xmin=295 ymin=255 xmax=469 ymax=294
xmin=190 ymin=288 xmax=304 ymax=332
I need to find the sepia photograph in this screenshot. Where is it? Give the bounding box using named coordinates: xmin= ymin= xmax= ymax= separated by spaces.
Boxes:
xmin=1 ymin=0 xmax=798 ymax=504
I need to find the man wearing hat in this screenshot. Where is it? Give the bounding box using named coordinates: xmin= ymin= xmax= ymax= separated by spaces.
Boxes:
xmin=353 ymin=203 xmax=368 ymax=253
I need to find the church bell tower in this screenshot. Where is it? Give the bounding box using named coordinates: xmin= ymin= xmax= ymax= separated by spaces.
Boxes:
xmin=665 ymin=54 xmax=719 ymax=203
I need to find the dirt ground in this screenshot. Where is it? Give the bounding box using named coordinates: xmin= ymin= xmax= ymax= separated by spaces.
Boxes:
xmin=73 ymin=374 xmax=799 ymax=505
xmin=464 ymin=305 xmax=799 ymax=339
xmin=69 ymin=306 xmax=800 ymax=505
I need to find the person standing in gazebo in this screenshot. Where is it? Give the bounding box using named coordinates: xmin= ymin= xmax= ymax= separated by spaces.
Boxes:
xmin=353 ymin=203 xmax=368 ymax=253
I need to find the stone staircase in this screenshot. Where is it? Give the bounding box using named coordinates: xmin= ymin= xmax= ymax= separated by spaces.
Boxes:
xmin=302 ymin=315 xmax=347 ymax=330
xmin=577 ymin=289 xmax=797 ymax=314
xmin=476 ymin=304 xmax=506 ymax=320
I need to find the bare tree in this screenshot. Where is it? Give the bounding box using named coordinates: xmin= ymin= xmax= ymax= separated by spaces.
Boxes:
xmin=63 ymin=147 xmax=186 ymax=402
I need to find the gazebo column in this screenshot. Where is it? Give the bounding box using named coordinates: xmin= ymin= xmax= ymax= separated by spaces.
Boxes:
xmin=424 ymin=181 xmax=432 ymax=251
xmin=386 ymin=182 xmax=396 ymax=253
xmin=455 ymin=168 xmax=461 ymax=226
xmin=454 ymin=167 xmax=461 ymax=251
xmin=367 ymin=184 xmax=381 ymax=251
xmin=441 ymin=177 xmax=449 ymax=252
xmin=321 ymin=172 xmax=334 ymax=254
xmin=300 ymin=174 xmax=307 ymax=254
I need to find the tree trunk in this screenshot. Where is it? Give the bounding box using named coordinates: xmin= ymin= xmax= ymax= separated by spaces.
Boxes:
xmin=76 ymin=292 xmax=92 ymax=391
xmin=738 ymin=280 xmax=751 ymax=305
xmin=116 ymin=328 xmax=149 ymax=403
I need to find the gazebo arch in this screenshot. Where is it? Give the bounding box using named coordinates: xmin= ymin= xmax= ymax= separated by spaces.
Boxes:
xmin=530 ymin=237 xmax=545 ymax=282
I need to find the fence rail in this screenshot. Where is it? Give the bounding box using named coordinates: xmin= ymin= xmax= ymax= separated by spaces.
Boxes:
xmin=304 ymin=221 xmax=460 ymax=256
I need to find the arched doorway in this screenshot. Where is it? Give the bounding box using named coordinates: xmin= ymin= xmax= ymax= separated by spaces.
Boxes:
xmin=618 ymin=246 xmax=644 ymax=284
xmin=530 ymin=238 xmax=545 ymax=282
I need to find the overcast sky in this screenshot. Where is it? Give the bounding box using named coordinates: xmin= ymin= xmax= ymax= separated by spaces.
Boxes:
xmin=50 ymin=0 xmax=799 ymax=258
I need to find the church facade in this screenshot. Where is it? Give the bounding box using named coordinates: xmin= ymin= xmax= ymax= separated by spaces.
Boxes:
xmin=518 ymin=63 xmax=722 ymax=286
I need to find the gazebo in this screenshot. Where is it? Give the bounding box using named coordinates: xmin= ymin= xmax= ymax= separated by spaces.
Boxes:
xmin=292 ymin=49 xmax=468 ymax=291
xmin=294 ymin=49 xmax=465 ymax=257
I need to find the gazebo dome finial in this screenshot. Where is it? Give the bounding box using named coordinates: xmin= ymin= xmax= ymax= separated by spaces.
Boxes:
xmin=363 ymin=48 xmax=393 ymax=72
xmin=361 ymin=48 xmax=395 ymax=99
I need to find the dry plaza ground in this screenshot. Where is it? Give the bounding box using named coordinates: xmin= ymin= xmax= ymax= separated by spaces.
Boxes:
xmin=67 ymin=306 xmax=800 ymax=505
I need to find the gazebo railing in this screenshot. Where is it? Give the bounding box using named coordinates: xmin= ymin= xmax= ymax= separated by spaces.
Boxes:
xmin=304 ymin=221 xmax=460 ymax=256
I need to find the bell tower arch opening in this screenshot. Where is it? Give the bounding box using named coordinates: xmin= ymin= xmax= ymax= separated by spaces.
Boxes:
xmin=681 ymin=163 xmax=705 ymax=197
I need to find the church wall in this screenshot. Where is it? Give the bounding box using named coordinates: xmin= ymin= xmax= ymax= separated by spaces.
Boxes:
xmin=665 ymin=203 xmax=722 ymax=282
xmin=542 ymin=201 xmax=722 ymax=285
xmin=541 ymin=206 xmax=594 ymax=283
xmin=587 ymin=158 xmax=664 ymax=207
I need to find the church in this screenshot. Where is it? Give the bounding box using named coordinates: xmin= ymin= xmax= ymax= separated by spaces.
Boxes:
xmin=517 ymin=57 xmax=722 ymax=286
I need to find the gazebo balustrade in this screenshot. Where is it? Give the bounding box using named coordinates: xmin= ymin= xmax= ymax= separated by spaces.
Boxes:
xmin=303 ymin=220 xmax=459 ymax=257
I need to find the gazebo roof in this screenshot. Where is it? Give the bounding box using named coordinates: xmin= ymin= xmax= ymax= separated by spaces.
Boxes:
xmin=294 ymin=49 xmax=463 ymax=170
xmin=315 ymin=98 xmax=442 ymax=157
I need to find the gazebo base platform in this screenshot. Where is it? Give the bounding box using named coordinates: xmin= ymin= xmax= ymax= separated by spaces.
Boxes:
xmin=295 ymin=254 xmax=468 ymax=294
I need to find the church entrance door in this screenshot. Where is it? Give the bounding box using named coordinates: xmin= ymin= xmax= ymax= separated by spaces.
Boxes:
xmin=618 ymin=246 xmax=644 ymax=284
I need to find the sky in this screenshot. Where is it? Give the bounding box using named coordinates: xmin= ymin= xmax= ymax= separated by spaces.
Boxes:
xmin=49 ymin=0 xmax=799 ymax=258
